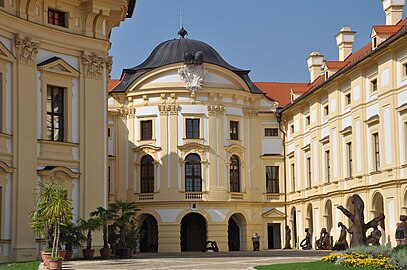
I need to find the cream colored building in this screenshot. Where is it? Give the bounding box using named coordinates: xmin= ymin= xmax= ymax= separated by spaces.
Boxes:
xmin=0 ymin=0 xmax=135 ymax=262
xmin=109 ymin=0 xmax=407 ymax=252
xmin=282 ymin=0 xmax=407 ymax=248
xmin=108 ymin=35 xmax=286 ymax=252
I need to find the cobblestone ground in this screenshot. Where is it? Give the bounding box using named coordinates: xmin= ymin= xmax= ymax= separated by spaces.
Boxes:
xmin=47 ymin=250 xmax=331 ymax=270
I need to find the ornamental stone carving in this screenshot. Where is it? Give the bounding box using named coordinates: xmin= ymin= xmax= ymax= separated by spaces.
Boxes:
xmin=158 ymin=104 xmax=179 ymax=115
xmin=119 ymin=106 xmax=135 ymax=116
xmin=243 ymin=108 xmax=258 ymax=118
xmin=207 ymin=104 xmax=225 ymax=116
xmin=82 ymin=53 xmax=106 ymax=78
xmin=178 ymin=64 xmax=207 ymax=91
xmin=134 ymin=145 xmax=162 ymax=162
xmin=14 ymin=33 xmax=39 ymax=64
xmin=178 ymin=143 xmax=209 ymax=160
xmin=51 ymin=171 xmax=68 ymax=185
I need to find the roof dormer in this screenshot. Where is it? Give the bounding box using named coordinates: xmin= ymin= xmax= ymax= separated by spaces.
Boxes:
xmin=371 ymin=25 xmax=403 ymax=49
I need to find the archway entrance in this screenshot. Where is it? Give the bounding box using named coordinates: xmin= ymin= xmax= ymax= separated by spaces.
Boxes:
xmin=228 ymin=213 xmax=246 ymax=251
xmin=139 ymin=214 xmax=158 ymax=252
xmin=180 ymin=213 xmax=207 ymax=251
xmin=372 ymin=192 xmax=385 ymax=245
xmin=290 ymin=207 xmax=298 ymax=248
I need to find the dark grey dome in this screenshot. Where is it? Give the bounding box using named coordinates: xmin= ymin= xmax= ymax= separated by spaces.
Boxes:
xmin=112 ymin=37 xmax=265 ymax=95
xmin=128 ymin=38 xmax=243 ymax=72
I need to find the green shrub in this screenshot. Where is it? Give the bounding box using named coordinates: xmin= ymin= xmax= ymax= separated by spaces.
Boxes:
xmin=344 ymin=245 xmax=392 ymax=257
xmin=389 ymin=249 xmax=407 ymax=269
xmin=392 ymin=244 xmax=407 ymax=254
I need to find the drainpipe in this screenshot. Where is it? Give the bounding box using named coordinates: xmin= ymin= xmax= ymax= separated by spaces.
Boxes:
xmin=275 ymin=108 xmax=288 ymax=232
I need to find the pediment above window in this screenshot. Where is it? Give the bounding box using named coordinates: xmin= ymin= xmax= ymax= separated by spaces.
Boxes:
xmin=134 ymin=145 xmax=162 ymax=162
xmin=262 ymin=208 xmax=286 ymax=219
xmin=178 ymin=143 xmax=209 ymax=160
xmin=0 ymin=41 xmax=15 ymax=62
xmin=38 ymin=57 xmax=80 ymax=77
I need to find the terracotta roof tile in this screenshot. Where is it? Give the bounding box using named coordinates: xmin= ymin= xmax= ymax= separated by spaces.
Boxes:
xmin=373 ymin=25 xmax=403 ymax=35
xmin=254 ymin=82 xmax=310 ymax=107
xmin=108 ymin=79 xmax=121 ymax=93
xmin=325 ymin=61 xmax=349 ymax=70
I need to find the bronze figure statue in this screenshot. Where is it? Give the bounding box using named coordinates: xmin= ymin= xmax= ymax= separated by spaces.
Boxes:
xmin=315 ymin=228 xmax=332 ymax=250
xmin=332 ymin=222 xmax=349 ymax=250
xmin=367 ymin=223 xmax=382 ymax=246
xmin=337 ymin=194 xmax=385 ymax=247
xmin=300 ymin=228 xmax=312 ymax=250
xmin=283 ymin=225 xmax=292 ymax=249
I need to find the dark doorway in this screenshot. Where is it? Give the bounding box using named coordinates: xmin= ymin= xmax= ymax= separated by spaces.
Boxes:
xmin=228 ymin=217 xmax=240 ymax=251
xmin=267 ymin=223 xmax=281 ymax=249
xmin=140 ymin=215 xmax=158 ymax=252
xmin=180 ymin=213 xmax=207 ymax=251
xmin=293 ymin=210 xmax=298 ymax=248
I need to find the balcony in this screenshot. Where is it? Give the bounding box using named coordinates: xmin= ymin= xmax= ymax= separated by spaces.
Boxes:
xmin=185 ymin=192 xmax=204 ymax=200
xmin=138 ymin=193 xmax=154 ymax=201
xmin=264 ymin=193 xmax=284 ymax=201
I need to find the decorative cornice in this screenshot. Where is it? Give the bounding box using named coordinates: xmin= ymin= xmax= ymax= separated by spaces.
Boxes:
xmin=14 ymin=33 xmax=39 ymax=64
xmin=243 ymin=108 xmax=258 ymax=118
xmin=82 ymin=53 xmax=106 ymax=78
xmin=119 ymin=106 xmax=135 ymax=116
xmin=207 ymin=104 xmax=225 ymax=116
xmin=158 ymin=104 xmax=179 ymax=115
xmin=178 ymin=143 xmax=209 ymax=159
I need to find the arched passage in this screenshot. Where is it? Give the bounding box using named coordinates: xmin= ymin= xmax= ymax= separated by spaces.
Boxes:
xmin=306 ymin=203 xmax=314 ymax=240
xmin=324 ymin=200 xmax=333 ymax=236
xmin=372 ymin=192 xmax=385 ymax=245
xmin=228 ymin=213 xmax=246 ymax=251
xmin=290 ymin=207 xmax=298 ymax=248
xmin=139 ymin=214 xmax=158 ymax=252
xmin=180 ymin=213 xmax=207 ymax=251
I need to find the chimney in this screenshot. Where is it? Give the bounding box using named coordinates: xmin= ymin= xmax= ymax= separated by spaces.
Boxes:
xmin=336 ymin=27 xmax=356 ymax=61
xmin=307 ymin=52 xmax=324 ymax=82
xmin=382 ymin=0 xmax=405 ymax=25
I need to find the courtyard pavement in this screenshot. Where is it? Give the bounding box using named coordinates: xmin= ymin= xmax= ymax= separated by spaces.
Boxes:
xmin=49 ymin=250 xmax=331 ymax=270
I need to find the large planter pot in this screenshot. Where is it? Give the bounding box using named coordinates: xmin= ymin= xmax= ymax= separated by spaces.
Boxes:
xmin=57 ymin=250 xmax=66 ymax=260
xmin=64 ymin=250 xmax=73 ymax=261
xmin=82 ymin=249 xmax=95 ymax=260
xmin=99 ymin=248 xmax=112 ymax=259
xmin=48 ymin=259 xmax=63 ymax=270
xmin=42 ymin=253 xmax=52 ymax=269
xmin=118 ymin=248 xmax=129 ymax=259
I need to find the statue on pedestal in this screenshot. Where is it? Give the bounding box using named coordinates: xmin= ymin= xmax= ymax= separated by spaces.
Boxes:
xmin=283 ymin=225 xmax=292 ymax=249
xmin=337 ymin=194 xmax=385 ymax=247
xmin=300 ymin=228 xmax=312 ymax=250
xmin=332 ymin=222 xmax=349 ymax=250
xmin=315 ymin=228 xmax=332 ymax=250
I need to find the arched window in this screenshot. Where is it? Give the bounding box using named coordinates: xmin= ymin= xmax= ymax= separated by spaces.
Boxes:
xmin=185 ymin=154 xmax=202 ymax=192
xmin=141 ymin=155 xmax=154 ymax=193
xmin=230 ymin=155 xmax=240 ymax=192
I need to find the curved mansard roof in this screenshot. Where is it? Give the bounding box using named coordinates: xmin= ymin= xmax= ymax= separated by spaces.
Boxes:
xmin=111 ymin=36 xmax=264 ymax=94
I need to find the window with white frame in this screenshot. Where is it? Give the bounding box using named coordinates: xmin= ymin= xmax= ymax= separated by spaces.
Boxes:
xmin=266 ymin=166 xmax=279 ymax=193
xmin=46 ymin=85 xmax=64 ymax=141
xmin=347 ymin=142 xmax=352 ymax=177
xmin=291 ymin=163 xmax=295 ymax=192
xmin=325 ymin=150 xmax=331 ymax=183
xmin=186 ymin=118 xmax=200 ymax=139
xmin=371 ymin=78 xmax=378 ymax=93
xmin=373 ymin=132 xmax=380 ymax=171
xmin=265 ymin=128 xmax=278 ymax=137
xmin=306 ymin=156 xmax=312 ymax=188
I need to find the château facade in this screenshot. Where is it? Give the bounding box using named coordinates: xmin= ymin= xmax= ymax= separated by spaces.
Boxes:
xmin=0 ymin=0 xmax=135 ymax=262
xmin=109 ymin=0 xmax=407 ymax=252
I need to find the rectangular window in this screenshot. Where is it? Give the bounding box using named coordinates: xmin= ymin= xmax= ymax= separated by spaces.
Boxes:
xmin=373 ymin=133 xmax=380 ymax=171
xmin=266 ymin=166 xmax=279 ymax=193
xmin=307 ymin=157 xmax=312 ymax=187
xmin=290 ymin=124 xmax=294 ymax=134
xmin=305 ymin=115 xmax=310 ymax=126
xmin=265 ymin=128 xmax=278 ymax=137
xmin=291 ymin=163 xmax=295 ymax=192
xmin=345 ymin=93 xmax=351 ymax=105
xmin=403 ymin=63 xmax=407 ymax=77
xmin=0 ymin=0 xmax=4 ymax=7
xmin=48 ymin=9 xmax=66 ymax=27
xmin=140 ymin=120 xmax=152 ymax=140
xmin=371 ymin=79 xmax=378 ymax=93
xmin=107 ymin=127 xmax=111 ymax=139
xmin=405 ymin=123 xmax=407 ymax=161
xmin=108 ymin=166 xmax=111 ymax=196
xmin=46 ymin=86 xmax=64 ymax=141
xmin=347 ymin=142 xmax=352 ymax=177
xmin=324 ymin=104 xmax=329 ymax=116
xmin=325 ymin=150 xmax=330 ymax=183
xmin=373 ymin=37 xmax=377 ymax=48
xmin=230 ymin=121 xmax=239 ymax=140
xmin=186 ymin=118 xmax=200 ymax=139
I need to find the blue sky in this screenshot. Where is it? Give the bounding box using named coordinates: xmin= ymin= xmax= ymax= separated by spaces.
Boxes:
xmin=109 ymin=0 xmax=407 ymax=82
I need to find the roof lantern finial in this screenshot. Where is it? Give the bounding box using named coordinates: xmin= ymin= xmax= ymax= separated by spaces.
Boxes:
xmin=178 ymin=27 xmax=188 ymax=39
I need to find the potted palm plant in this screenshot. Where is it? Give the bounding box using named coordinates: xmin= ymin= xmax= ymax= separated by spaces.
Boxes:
xmin=110 ymin=201 xmax=139 ymax=258
xmin=31 ymin=182 xmax=73 ymax=270
xmin=78 ymin=217 xmax=101 ymax=260
xmin=60 ymin=221 xmax=85 ymax=260
xmin=90 ymin=207 xmax=115 ymax=259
